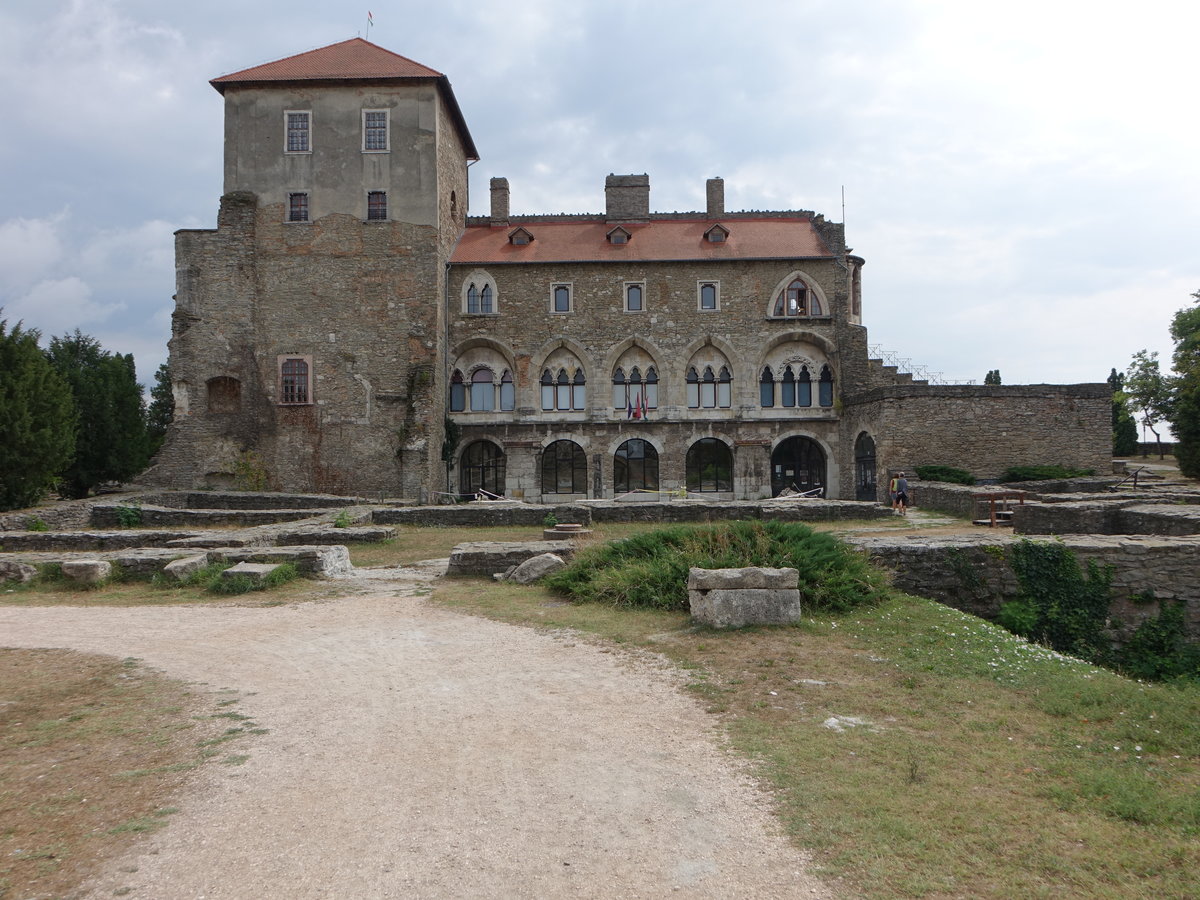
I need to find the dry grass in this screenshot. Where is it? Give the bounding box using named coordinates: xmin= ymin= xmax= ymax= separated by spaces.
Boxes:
xmin=0 ymin=650 xmax=256 ymax=899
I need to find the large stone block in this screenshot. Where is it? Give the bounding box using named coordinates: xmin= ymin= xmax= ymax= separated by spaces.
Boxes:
xmin=688 ymin=566 xmax=799 ymax=591
xmin=0 ymin=560 xmax=38 ymax=583
xmin=689 ymin=587 xmax=803 ymax=628
xmin=447 ymin=540 xmax=576 ymax=577
xmin=508 ymin=553 xmax=567 ymax=583
xmin=163 ymin=554 xmax=212 ymax=582
xmin=60 ymin=560 xmax=112 ymax=585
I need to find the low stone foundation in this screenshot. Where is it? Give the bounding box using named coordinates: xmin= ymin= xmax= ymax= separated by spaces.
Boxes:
xmin=849 ymin=533 xmax=1200 ymax=644
xmin=446 ymin=541 xmax=578 ymax=577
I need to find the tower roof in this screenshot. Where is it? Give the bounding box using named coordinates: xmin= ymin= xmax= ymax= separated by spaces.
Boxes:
xmin=211 ymin=38 xmax=478 ymax=159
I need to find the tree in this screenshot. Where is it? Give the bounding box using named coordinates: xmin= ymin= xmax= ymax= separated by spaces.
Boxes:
xmin=0 ymin=316 xmax=76 ymax=511
xmin=1107 ymin=368 xmax=1139 ymax=456
xmin=1125 ymin=350 xmax=1171 ymax=458
xmin=1168 ymin=290 xmax=1200 ymax=477
xmin=983 ymin=369 xmax=1002 ymax=385
xmin=45 ymin=331 xmax=151 ymax=498
xmin=146 ymin=362 xmax=173 ymax=457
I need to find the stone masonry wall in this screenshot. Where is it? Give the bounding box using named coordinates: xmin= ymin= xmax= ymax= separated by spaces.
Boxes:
xmin=851 ymin=533 xmax=1200 ymax=645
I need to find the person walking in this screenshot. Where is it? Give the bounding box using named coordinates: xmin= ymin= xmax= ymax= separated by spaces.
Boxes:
xmin=892 ymin=471 xmax=910 ymax=516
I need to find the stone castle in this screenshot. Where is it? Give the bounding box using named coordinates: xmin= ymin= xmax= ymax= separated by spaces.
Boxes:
xmin=146 ymin=38 xmax=1110 ymax=502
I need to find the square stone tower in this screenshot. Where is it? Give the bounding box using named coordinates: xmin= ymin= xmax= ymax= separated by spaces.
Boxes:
xmin=148 ymin=39 xmax=477 ymax=498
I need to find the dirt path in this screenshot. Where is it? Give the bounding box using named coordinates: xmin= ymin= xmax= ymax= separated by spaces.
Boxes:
xmin=1 ymin=566 xmax=836 ymax=899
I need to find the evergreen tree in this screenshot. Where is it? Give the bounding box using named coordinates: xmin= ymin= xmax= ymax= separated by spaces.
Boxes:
xmin=1169 ymin=290 xmax=1200 ymax=477
xmin=0 ymin=316 xmax=76 ymax=511
xmin=146 ymin=362 xmax=173 ymax=457
xmin=46 ymin=331 xmax=151 ymax=498
xmin=983 ymin=369 xmax=1002 ymax=385
xmin=1107 ymin=368 xmax=1139 ymax=456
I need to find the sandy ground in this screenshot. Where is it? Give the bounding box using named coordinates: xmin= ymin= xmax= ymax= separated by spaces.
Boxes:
xmin=1 ymin=564 xmax=837 ymax=899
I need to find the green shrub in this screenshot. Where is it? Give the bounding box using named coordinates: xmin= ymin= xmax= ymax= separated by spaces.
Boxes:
xmin=999 ymin=465 xmax=1095 ymax=482
xmin=914 ymin=465 xmax=976 ymax=485
xmin=544 ymin=520 xmax=887 ymax=613
xmin=333 ymin=510 xmax=352 ymax=528
xmin=115 ymin=503 xmax=143 ymax=528
xmin=543 ymin=512 xmax=558 ymax=528
xmin=1007 ymin=540 xmax=1113 ymax=665
xmin=25 ymin=516 xmax=49 ymax=532
xmin=1117 ymin=598 xmax=1200 ymax=682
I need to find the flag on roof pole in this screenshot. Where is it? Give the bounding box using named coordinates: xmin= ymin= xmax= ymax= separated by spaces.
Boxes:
xmin=367 ymin=11 xmax=374 ymax=30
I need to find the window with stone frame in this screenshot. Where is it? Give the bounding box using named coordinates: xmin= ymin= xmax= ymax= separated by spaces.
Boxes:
xmin=367 ymin=191 xmax=388 ymax=221
xmin=363 ymin=110 xmax=389 ymax=152
xmin=686 ymin=437 xmax=733 ymax=492
xmin=612 ymin=365 xmax=658 ymax=412
xmin=285 ymin=111 xmax=310 ymax=153
xmin=451 ymin=366 xmax=514 ymax=413
xmin=465 ymin=281 xmax=496 ymax=314
xmin=818 ymin=364 xmax=835 ymax=407
xmin=278 ymin=356 xmax=312 ymax=405
xmin=686 ymin=364 xmax=731 ymax=409
xmin=541 ymin=366 xmax=585 ymax=411
xmin=771 ymin=276 xmax=825 ymax=317
xmin=287 ymin=192 xmax=309 ymax=223
xmin=541 ymin=440 xmax=588 ymax=494
xmin=698 ymin=281 xmax=719 ymax=311
xmin=625 ymin=282 xmax=644 ymax=312
xmin=552 ymin=283 xmax=572 ymax=314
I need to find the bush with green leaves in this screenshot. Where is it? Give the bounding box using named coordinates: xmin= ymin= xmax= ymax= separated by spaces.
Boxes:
xmin=913 ymin=465 xmax=976 ymax=485
xmin=999 ymin=465 xmax=1095 ymax=483
xmin=544 ymin=520 xmax=887 ymax=613
xmin=333 ymin=510 xmax=352 ymax=528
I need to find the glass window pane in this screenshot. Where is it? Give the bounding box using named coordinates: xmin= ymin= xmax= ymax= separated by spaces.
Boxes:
xmin=541 ymin=385 xmax=554 ymax=410
xmin=557 ymin=385 xmax=569 ymax=409
xmin=450 ymin=383 xmax=465 ymax=412
xmin=627 ymin=284 xmax=642 ymax=310
xmin=687 ymin=383 xmax=699 ymax=408
xmin=717 ymin=382 xmax=731 ymax=408
xmin=701 ymin=382 xmax=716 ymax=407
xmin=645 ymin=383 xmax=658 ymax=408
xmin=500 ymin=381 xmax=514 ymax=410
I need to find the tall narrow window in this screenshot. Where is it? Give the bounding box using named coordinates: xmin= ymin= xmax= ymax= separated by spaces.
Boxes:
xmin=367 ymin=191 xmax=388 ymax=221
xmin=625 ymin=283 xmax=643 ymax=312
xmin=700 ymin=366 xmax=717 ymax=408
xmin=717 ymin=366 xmax=732 ymax=408
xmin=499 ymin=369 xmax=514 ymax=410
xmin=819 ymin=365 xmax=835 ymax=407
xmin=798 ymin=366 xmax=812 ymax=407
xmin=760 ymin=367 xmax=775 ymax=407
xmin=470 ymin=368 xmax=495 ymax=412
xmin=612 ymin=368 xmax=626 ymax=409
xmin=686 ymin=367 xmax=700 ymax=408
xmin=553 ymin=284 xmax=571 ymax=313
xmin=285 ymin=111 xmax=310 ymax=152
xmin=449 ymin=370 xmax=465 ymax=412
xmin=466 ymin=284 xmax=480 ymax=314
xmin=288 ymin=192 xmax=309 ymax=223
xmin=480 ymin=284 xmax=493 ymax=314
xmin=556 ymin=370 xmax=570 ymax=410
xmin=645 ymin=367 xmax=658 ymax=409
xmin=280 ymin=357 xmax=310 ymax=404
xmin=363 ymin=110 xmax=388 ymax=151
xmin=571 ymin=369 xmax=586 ymax=410
xmin=781 ymin=365 xmax=796 ymax=408
xmin=540 ymin=370 xmax=555 ymax=410
xmin=699 ymin=282 xmax=718 ymax=310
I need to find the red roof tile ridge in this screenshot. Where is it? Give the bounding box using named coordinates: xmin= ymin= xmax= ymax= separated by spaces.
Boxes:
xmin=212 ymin=38 xmax=443 ymax=86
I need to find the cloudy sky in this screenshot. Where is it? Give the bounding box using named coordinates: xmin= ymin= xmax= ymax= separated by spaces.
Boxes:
xmin=2 ymin=0 xmax=1198 ymax=398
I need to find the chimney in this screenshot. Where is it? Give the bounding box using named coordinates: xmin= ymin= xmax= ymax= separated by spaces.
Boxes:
xmin=706 ymin=177 xmax=724 ymax=218
xmin=490 ymin=177 xmax=510 ymax=225
xmin=605 ymin=174 xmax=650 ymax=221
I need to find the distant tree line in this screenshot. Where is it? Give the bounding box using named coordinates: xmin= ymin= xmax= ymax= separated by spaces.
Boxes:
xmin=0 ymin=312 xmax=172 ymax=511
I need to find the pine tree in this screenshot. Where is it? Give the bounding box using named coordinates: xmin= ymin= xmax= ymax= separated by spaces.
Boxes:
xmin=1169 ymin=290 xmax=1200 ymax=477
xmin=46 ymin=331 xmax=151 ymax=498
xmin=1107 ymin=368 xmax=1139 ymax=456
xmin=0 ymin=317 xmax=76 ymax=511
xmin=983 ymin=369 xmax=1002 ymax=385
xmin=146 ymin=362 xmax=173 ymax=457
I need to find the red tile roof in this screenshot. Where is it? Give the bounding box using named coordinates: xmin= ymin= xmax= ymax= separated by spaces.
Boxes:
xmin=450 ymin=218 xmax=832 ymax=265
xmin=211 ymin=38 xmax=442 ymax=87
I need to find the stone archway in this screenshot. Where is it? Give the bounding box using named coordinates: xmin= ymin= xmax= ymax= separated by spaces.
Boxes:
xmin=770 ymin=436 xmax=826 ymax=497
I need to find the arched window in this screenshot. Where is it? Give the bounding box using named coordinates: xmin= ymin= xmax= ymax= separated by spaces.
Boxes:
xmin=480 ymin=284 xmax=493 ymax=314
xmin=612 ymin=365 xmax=658 ymax=413
xmin=797 ymin=366 xmax=812 ymax=407
xmin=717 ymin=366 xmax=732 ymax=408
xmin=449 ymin=369 xmax=466 ymax=412
xmin=781 ymin=365 xmax=796 ymax=408
xmin=466 ymin=284 xmax=480 ymax=314
xmin=459 ymin=440 xmax=505 ymax=497
xmin=499 ymin=369 xmax=514 ymax=410
xmin=541 ymin=440 xmax=587 ymax=494
xmin=614 ymin=439 xmax=659 ymax=493
xmin=470 ymin=367 xmax=495 ymax=411
xmin=541 ymin=368 xmax=585 ymax=411
xmin=686 ymin=438 xmax=733 ymax=493
xmin=462 ymin=274 xmax=498 ymax=314
xmin=772 ymin=277 xmax=824 ymax=317
xmin=760 ymin=367 xmax=774 ymax=408
xmin=819 ymin=364 xmax=834 ymax=408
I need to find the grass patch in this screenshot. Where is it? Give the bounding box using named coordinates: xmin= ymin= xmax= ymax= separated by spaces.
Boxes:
xmin=544 ymin=520 xmax=887 ymax=612
xmin=430 ymin=578 xmax=1200 ymax=899
xmin=0 ymin=650 xmax=249 ymax=899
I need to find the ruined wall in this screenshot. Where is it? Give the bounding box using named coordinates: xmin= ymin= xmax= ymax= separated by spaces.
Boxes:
xmin=845 ymin=384 xmax=1111 ymax=488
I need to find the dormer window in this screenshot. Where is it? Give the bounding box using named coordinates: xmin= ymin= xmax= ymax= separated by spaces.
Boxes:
xmin=509 ymin=227 xmax=534 ymax=246
xmin=607 ymin=226 xmax=632 ymax=245
xmin=705 ymin=224 xmax=729 ymax=243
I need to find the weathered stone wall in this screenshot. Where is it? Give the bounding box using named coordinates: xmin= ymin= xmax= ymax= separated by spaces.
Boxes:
xmin=0 ymin=502 xmax=93 ymax=532
xmin=1014 ymin=500 xmax=1200 ymax=536
xmin=850 ymin=533 xmax=1200 ymax=643
xmin=846 ymin=384 xmax=1111 ymax=497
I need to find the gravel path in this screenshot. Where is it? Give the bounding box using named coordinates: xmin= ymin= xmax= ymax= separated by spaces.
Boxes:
xmin=1 ymin=566 xmax=836 ymax=899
